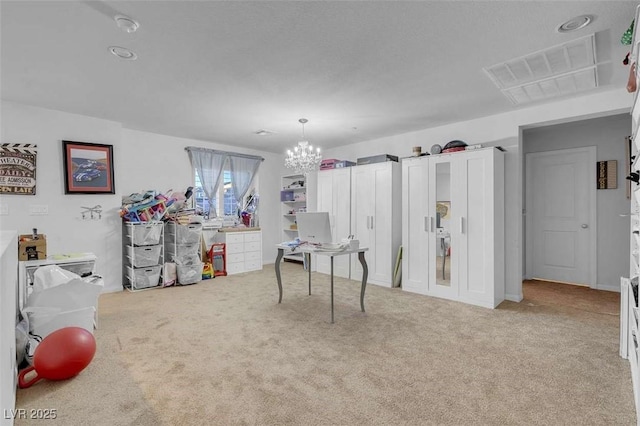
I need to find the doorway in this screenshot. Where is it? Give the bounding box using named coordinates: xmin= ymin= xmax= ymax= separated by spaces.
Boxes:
xmin=525 ymin=147 xmax=597 ymax=287
xmin=521 ymin=112 xmax=631 ymax=294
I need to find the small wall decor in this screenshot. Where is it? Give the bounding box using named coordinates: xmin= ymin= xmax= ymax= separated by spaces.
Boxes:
xmin=0 ymin=143 xmax=37 ymax=195
xmin=63 ymin=141 xmax=115 ymax=194
xmin=436 ymin=201 xmax=450 ymax=219
xmin=596 ymin=160 xmax=617 ymax=189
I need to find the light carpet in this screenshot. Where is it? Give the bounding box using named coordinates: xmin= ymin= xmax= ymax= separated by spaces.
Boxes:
xmin=14 ymin=263 xmax=635 ymax=425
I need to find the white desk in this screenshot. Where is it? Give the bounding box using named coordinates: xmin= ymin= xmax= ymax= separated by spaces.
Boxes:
xmin=274 ymin=245 xmax=369 ymax=323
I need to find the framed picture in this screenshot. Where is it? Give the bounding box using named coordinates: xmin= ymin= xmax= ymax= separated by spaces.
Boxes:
xmin=62 ymin=141 xmax=115 ymax=194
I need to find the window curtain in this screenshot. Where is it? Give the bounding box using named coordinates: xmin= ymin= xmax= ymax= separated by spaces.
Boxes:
xmin=186 ymin=147 xmax=227 ymax=217
xmin=228 ymin=156 xmax=262 ymax=215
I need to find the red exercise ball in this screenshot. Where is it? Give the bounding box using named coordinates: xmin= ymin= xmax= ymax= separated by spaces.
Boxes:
xmin=18 ymin=326 xmax=96 ymax=388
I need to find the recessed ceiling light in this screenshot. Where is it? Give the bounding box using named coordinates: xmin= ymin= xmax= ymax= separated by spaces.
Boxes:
xmin=557 ymin=15 xmax=592 ymax=33
xmin=109 ymin=46 xmax=137 ymax=60
xmin=114 ymin=15 xmax=139 ymax=33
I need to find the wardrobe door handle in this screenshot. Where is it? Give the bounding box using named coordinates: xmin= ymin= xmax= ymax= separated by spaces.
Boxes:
xmin=430 ymin=216 xmax=435 ymax=233
xmin=371 ymin=216 xmax=374 ymax=229
xmin=424 ymin=216 xmax=428 ymax=232
xmin=460 ymin=217 xmax=464 ymax=234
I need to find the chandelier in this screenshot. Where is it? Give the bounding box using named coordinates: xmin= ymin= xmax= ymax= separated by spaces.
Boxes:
xmin=285 ymin=118 xmax=322 ymax=175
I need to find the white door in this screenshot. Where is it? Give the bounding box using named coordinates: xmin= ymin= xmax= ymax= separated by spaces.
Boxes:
xmin=526 ymin=147 xmax=596 ymax=287
xmin=427 ymin=155 xmax=458 ymax=299
xmin=316 ymin=168 xmax=351 ymax=278
xmin=352 ymin=162 xmax=393 ymax=286
xmin=402 ymin=157 xmax=430 ymax=294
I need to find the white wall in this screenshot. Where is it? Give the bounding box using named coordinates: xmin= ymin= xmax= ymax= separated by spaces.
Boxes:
xmin=323 ymin=88 xmax=632 ymax=302
xmin=523 ymin=113 xmax=631 ymax=291
xmin=0 ymin=101 xmax=282 ymax=293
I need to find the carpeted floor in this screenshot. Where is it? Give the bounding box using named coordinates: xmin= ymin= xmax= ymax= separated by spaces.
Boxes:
xmin=14 ymin=265 xmax=635 ymax=425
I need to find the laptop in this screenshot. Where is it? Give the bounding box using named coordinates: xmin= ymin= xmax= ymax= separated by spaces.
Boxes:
xmin=296 ymin=212 xmax=344 ymax=250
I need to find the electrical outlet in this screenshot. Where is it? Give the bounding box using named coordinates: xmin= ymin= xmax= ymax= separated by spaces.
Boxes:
xmin=0 ymin=204 xmax=7 ymax=215
xmin=29 ymin=204 xmax=48 ymax=215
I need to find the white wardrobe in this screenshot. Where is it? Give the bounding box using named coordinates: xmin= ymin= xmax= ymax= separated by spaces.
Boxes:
xmin=402 ymin=147 xmax=505 ymax=308
xmin=316 ymin=167 xmax=352 ymax=278
xmin=351 ymin=161 xmax=402 ymax=287
xmin=315 ymin=161 xmax=402 ymax=287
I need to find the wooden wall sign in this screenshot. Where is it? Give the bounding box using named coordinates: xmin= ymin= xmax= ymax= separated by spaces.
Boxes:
xmin=597 ymin=160 xmax=617 ymax=189
xmin=0 ymin=143 xmax=37 ymax=195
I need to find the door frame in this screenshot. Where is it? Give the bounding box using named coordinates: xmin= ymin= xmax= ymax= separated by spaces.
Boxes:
xmin=524 ymin=146 xmax=597 ymax=288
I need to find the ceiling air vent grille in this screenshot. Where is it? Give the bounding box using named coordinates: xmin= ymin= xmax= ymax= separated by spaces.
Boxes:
xmin=484 ymin=34 xmax=598 ymax=104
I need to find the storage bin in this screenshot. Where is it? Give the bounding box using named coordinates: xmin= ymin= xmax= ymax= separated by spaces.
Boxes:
xmin=127 ymin=245 xmax=162 ymax=267
xmin=127 ymin=265 xmax=162 ymax=289
xmin=177 ymin=262 xmax=204 ymax=285
xmin=166 ymin=223 xmax=203 ymax=244
xmin=125 ymin=222 xmax=163 ymax=246
xmin=280 ymin=190 xmax=294 ymax=201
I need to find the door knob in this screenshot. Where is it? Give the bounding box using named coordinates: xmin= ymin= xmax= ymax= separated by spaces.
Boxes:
xmin=581 ymin=224 xmax=588 ymax=228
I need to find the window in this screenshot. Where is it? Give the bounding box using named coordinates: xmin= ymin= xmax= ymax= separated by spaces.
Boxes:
xmin=194 ymin=169 xmax=240 ymax=218
xmin=187 ymin=147 xmax=262 ymax=219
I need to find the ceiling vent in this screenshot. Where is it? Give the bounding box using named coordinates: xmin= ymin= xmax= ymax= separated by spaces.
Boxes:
xmin=483 ymin=34 xmax=598 ymax=104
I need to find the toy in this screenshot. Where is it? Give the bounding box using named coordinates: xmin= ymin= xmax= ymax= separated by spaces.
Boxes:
xmin=17 ymin=327 xmax=96 ymax=388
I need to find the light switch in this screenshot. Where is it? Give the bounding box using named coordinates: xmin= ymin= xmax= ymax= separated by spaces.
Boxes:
xmin=0 ymin=204 xmax=7 ymax=215
xmin=29 ymin=204 xmax=48 ymax=215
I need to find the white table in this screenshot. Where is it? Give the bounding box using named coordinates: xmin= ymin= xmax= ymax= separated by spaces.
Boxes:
xmin=274 ymin=244 xmax=369 ymax=323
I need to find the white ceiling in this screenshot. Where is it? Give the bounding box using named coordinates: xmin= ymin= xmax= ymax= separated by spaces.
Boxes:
xmin=1 ymin=1 xmax=637 ymax=153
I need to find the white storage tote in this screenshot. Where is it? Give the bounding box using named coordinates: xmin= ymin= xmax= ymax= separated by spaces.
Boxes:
xmin=125 ymin=222 xmax=164 ymax=246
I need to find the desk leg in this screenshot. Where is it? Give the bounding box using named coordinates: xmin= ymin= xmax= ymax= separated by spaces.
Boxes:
xmin=358 ymin=251 xmax=368 ymax=313
xmin=275 ymin=248 xmax=284 ymax=304
xmin=306 ymin=252 xmax=312 ymax=295
xmin=331 ymin=255 xmax=334 ymax=324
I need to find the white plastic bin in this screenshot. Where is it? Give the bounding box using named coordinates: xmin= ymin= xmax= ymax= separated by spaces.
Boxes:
xmin=166 ymin=223 xmax=202 ymax=244
xmin=177 ymin=262 xmax=203 ymax=285
xmin=127 ymin=245 xmax=162 ymax=267
xmin=127 ymin=265 xmax=162 ymax=289
xmin=126 ymin=222 xmax=163 ymax=246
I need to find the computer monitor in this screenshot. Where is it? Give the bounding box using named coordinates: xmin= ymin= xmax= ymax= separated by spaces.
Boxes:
xmin=296 ymin=212 xmax=333 ymax=244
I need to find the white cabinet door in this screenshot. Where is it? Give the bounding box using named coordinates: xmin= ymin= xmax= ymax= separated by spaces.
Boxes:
xmin=351 ymin=161 xmax=400 ymax=286
xmin=454 ymin=150 xmax=504 ymax=307
xmin=316 ymin=168 xmax=351 ymax=278
xmin=427 ymin=154 xmax=458 ymax=300
xmin=402 ymin=157 xmax=430 ymax=294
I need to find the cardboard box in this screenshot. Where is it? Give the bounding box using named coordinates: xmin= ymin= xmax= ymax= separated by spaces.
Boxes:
xmin=335 ymin=160 xmax=356 ymax=168
xmin=18 ymin=234 xmax=47 ymax=261
xmin=356 ymin=154 xmax=399 ymax=165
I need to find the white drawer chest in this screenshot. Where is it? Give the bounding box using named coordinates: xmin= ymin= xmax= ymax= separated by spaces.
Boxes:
xmin=213 ymin=228 xmax=262 ymax=275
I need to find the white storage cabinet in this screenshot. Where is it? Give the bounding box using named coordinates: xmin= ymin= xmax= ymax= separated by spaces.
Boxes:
xmin=316 ymin=167 xmax=352 ymax=278
xmin=622 ymin=6 xmax=640 ymax=421
xmin=214 ymin=230 xmax=262 ymax=275
xmin=122 ymin=222 xmax=164 ymax=290
xmin=350 ymin=161 xmax=402 ymax=287
xmin=401 ymin=147 xmax=504 ymax=308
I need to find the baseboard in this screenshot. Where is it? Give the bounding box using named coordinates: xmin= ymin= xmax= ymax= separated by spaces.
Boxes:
xmin=505 ymin=293 xmax=523 ymax=303
xmin=596 ymin=283 xmax=620 ymax=293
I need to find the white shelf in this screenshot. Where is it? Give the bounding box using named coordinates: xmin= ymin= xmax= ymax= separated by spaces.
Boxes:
xmin=281 ymin=174 xmax=307 ymax=267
